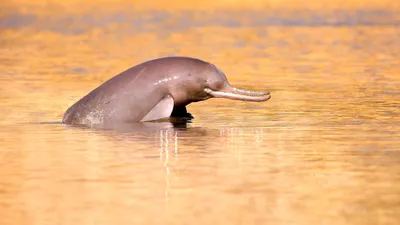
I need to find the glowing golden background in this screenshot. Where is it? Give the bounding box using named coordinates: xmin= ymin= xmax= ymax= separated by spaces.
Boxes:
xmin=0 ymin=1 xmax=399 ymax=225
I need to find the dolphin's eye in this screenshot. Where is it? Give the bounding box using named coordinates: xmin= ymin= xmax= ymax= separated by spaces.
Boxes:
xmin=215 ymin=82 xmax=224 ymax=90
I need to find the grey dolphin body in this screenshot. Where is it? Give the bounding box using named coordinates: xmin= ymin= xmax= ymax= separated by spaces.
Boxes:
xmin=62 ymin=57 xmax=271 ymax=126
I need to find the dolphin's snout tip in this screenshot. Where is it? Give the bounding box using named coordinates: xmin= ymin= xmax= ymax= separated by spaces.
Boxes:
xmin=259 ymin=92 xmax=271 ymax=102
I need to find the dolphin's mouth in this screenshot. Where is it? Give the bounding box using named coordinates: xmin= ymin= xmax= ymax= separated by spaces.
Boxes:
xmin=204 ymin=86 xmax=271 ymax=102
xmin=188 ymin=92 xmax=212 ymax=102
xmin=196 ymin=94 xmax=212 ymax=102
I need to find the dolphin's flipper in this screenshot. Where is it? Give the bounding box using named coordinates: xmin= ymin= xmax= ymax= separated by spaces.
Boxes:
xmin=140 ymin=95 xmax=174 ymax=122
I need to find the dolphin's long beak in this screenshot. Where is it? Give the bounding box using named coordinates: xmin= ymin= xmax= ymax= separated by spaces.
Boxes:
xmin=204 ymin=85 xmax=271 ymax=102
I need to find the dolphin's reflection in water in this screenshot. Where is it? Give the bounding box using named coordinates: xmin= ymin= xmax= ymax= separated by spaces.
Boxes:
xmin=88 ymin=118 xmax=190 ymax=133
xmin=63 ymin=118 xmax=268 ymax=202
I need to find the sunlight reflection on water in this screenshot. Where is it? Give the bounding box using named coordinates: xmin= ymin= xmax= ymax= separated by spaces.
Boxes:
xmin=0 ymin=1 xmax=399 ymax=225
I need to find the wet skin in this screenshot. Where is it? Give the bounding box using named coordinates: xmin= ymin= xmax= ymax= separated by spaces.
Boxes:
xmin=62 ymin=56 xmax=271 ymax=126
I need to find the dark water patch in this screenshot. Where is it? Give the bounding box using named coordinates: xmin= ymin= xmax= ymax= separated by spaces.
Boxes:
xmin=0 ymin=9 xmax=398 ymax=35
xmin=36 ymin=121 xmax=63 ymax=124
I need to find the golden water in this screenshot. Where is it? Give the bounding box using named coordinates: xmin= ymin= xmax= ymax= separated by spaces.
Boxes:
xmin=0 ymin=1 xmax=399 ymax=224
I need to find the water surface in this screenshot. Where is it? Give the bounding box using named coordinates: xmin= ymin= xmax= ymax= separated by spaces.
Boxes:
xmin=0 ymin=1 xmax=399 ymax=225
